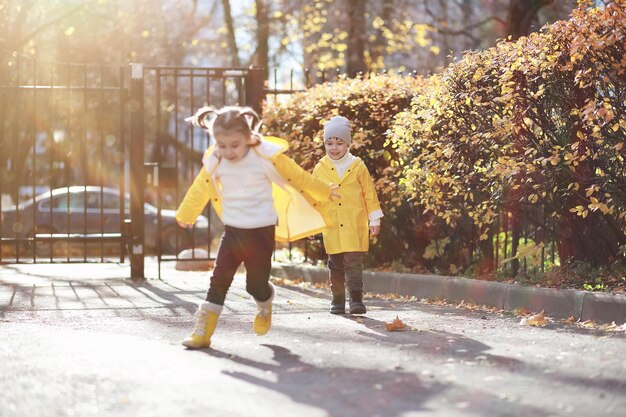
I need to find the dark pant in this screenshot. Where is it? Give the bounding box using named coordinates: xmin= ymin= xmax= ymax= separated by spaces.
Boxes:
xmin=327 ymin=252 xmax=364 ymax=295
xmin=206 ymin=225 xmax=274 ymax=305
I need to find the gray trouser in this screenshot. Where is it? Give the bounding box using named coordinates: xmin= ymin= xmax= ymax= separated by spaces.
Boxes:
xmin=327 ymin=252 xmax=364 ymax=295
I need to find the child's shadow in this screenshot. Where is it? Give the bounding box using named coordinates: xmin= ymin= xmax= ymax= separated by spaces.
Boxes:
xmin=210 ymin=344 xmax=446 ymax=417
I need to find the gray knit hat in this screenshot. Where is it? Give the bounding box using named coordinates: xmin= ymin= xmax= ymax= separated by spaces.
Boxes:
xmin=323 ymin=116 xmax=351 ymax=144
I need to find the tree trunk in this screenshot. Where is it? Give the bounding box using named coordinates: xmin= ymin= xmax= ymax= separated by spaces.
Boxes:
xmin=506 ymin=0 xmax=554 ymax=40
xmin=255 ymin=0 xmax=269 ymax=79
xmin=346 ymin=0 xmax=367 ymax=77
xmin=221 ymin=0 xmax=241 ymax=67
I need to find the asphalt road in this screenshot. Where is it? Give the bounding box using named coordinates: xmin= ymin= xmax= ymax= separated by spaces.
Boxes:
xmin=1 ymin=262 xmax=625 ymax=417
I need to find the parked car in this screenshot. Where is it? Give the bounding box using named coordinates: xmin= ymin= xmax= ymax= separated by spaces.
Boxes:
xmin=0 ymin=186 xmax=210 ymax=255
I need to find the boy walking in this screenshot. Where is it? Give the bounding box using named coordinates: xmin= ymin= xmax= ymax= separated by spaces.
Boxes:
xmin=312 ymin=116 xmax=383 ymax=314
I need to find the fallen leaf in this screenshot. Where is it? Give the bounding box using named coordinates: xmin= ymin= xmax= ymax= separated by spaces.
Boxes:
xmin=521 ymin=310 xmax=547 ymax=326
xmin=580 ymin=320 xmax=597 ymax=328
xmin=514 ymin=307 xmax=532 ymax=317
xmin=385 ymin=316 xmax=407 ymax=331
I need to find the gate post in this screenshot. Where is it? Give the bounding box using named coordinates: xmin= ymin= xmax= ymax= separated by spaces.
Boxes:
xmin=129 ymin=63 xmax=145 ymax=280
xmin=246 ymin=66 xmax=266 ymax=115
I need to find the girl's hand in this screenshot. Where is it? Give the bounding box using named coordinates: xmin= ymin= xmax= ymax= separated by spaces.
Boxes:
xmin=177 ymin=220 xmax=194 ymax=229
xmin=369 ymin=225 xmax=380 ymax=236
xmin=329 ymin=183 xmax=341 ymax=201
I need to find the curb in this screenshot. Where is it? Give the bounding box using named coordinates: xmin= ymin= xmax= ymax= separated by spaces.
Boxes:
xmin=271 ymin=262 xmax=626 ymax=325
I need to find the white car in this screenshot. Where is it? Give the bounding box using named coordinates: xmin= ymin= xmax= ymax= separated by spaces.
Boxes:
xmin=1 ymin=186 xmax=210 ymax=255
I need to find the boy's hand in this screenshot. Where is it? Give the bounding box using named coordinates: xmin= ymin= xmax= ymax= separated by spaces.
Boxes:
xmin=369 ymin=225 xmax=380 ymax=236
xmin=177 ymin=220 xmax=194 ymax=229
xmin=329 ymin=183 xmax=341 ymax=201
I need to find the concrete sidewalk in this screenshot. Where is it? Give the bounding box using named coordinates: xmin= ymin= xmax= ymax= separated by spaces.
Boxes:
xmin=271 ymin=262 xmax=626 ymax=325
xmin=3 ymin=260 xmax=625 ymax=417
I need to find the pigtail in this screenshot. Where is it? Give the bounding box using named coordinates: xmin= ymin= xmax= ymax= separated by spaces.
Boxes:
xmin=239 ymin=107 xmax=263 ymax=146
xmin=185 ymin=106 xmax=216 ymax=131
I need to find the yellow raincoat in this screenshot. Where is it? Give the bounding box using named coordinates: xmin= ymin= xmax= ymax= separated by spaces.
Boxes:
xmin=176 ymin=136 xmax=332 ymax=242
xmin=312 ymin=155 xmax=382 ymax=254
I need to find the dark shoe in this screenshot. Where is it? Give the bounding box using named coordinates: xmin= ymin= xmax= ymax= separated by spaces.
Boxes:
xmin=330 ymin=294 xmax=346 ymax=314
xmin=349 ymin=291 xmax=366 ymax=315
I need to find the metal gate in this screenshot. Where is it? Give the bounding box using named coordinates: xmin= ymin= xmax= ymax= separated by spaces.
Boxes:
xmin=0 ymin=51 xmax=264 ymax=279
xmin=139 ymin=65 xmax=265 ymax=279
xmin=0 ymin=52 xmax=128 ymax=264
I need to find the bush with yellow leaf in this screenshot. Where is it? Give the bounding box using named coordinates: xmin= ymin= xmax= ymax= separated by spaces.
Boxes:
xmin=392 ymin=1 xmax=626 ymax=269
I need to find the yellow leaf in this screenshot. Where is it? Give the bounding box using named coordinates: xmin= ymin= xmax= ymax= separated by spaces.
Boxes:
xmin=385 ymin=316 xmax=407 ymax=331
xmin=514 ymin=307 xmax=532 ymax=317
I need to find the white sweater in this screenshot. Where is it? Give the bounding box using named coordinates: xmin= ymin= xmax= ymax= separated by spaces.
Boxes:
xmin=329 ymin=151 xmax=357 ymax=179
xmin=215 ymin=149 xmax=277 ymax=229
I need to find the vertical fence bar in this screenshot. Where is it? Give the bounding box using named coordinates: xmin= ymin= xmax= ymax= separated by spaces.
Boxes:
xmin=156 ymin=68 xmax=162 ymax=268
xmin=174 ymin=70 xmax=180 ymax=259
xmin=129 ymin=63 xmax=145 ymax=280
xmin=541 ymin=205 xmax=546 ymax=272
xmin=221 ymin=70 xmax=226 ymax=108
xmin=31 ymin=59 xmax=38 ymax=262
xmin=65 ymin=63 xmax=71 ymax=262
xmin=191 ymin=70 xmax=200 ymax=255
xmin=14 ymin=55 xmax=21 ymax=261
xmin=546 ymin=214 xmax=558 ymax=265
xmin=80 ymin=65 xmax=88 ymax=261
xmin=119 ymin=65 xmax=126 ymax=263
xmin=494 ymin=217 xmax=500 ymax=271
xmin=205 ymin=70 xmax=212 ymax=255
xmin=47 ymin=65 xmax=54 ymax=262
xmin=273 ymin=68 xmax=278 ymax=103
xmin=82 ymin=65 xmax=88 ymax=261
xmin=187 ymin=69 xmax=195 ymax=257
xmin=99 ymin=64 xmax=106 ymax=261
xmin=523 ymin=223 xmax=528 ymax=276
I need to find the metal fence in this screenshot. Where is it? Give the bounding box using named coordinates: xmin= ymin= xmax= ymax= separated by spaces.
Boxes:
xmin=0 ymin=54 xmax=560 ymax=277
xmin=140 ymin=65 xmax=265 ymax=277
xmin=0 ymin=52 xmax=128 ymax=263
xmin=0 ymin=53 xmax=265 ymax=275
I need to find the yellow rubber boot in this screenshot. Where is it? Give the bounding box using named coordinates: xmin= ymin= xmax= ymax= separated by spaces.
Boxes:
xmin=253 ymin=282 xmax=274 ymax=336
xmin=182 ymin=302 xmax=223 ymax=349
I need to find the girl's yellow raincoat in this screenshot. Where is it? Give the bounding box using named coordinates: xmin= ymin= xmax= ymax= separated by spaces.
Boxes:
xmin=176 ymin=136 xmax=332 ymax=242
xmin=313 ymin=155 xmax=382 ymax=254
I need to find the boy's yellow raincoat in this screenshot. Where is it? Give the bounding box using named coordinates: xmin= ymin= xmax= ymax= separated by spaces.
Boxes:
xmin=313 ymin=155 xmax=382 ymax=254
xmin=176 ymin=136 xmax=332 ymax=242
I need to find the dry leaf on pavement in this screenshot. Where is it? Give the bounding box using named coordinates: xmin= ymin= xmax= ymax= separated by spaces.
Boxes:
xmin=385 ymin=316 xmax=407 ymax=331
xmin=520 ymin=310 xmax=547 ymax=326
xmin=513 ymin=307 xmax=532 ymax=317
